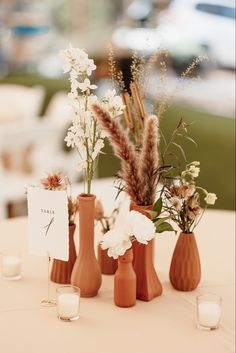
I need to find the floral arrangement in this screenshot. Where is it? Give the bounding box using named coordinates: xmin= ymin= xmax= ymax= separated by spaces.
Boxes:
xmin=94 ymin=199 xmax=120 ymax=235
xmin=161 ymin=161 xmax=217 ymax=233
xmin=101 ymin=210 xmax=156 ymax=259
xmin=92 ymin=104 xmax=159 ymax=206
xmin=40 ymin=172 xmax=78 ymax=225
xmin=60 ymin=44 xmax=124 ymax=195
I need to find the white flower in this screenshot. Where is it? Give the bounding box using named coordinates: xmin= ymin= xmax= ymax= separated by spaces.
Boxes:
xmin=101 ymin=89 xmax=125 ymax=117
xmin=77 ymin=160 xmax=87 ymax=172
xmin=101 ymin=228 xmax=132 ymax=259
xmin=169 ymin=196 xmax=182 ymax=211
xmin=91 ymin=139 xmax=104 ymax=160
xmin=78 ymin=78 xmax=97 ymax=92
xmin=125 ymin=211 xmax=156 ymax=245
xmin=191 ymin=161 xmax=200 ymax=166
xmin=188 ymin=165 xmax=200 ymax=178
xmin=204 ymin=193 xmax=217 ymax=205
xmin=64 ymin=131 xmax=76 ymax=148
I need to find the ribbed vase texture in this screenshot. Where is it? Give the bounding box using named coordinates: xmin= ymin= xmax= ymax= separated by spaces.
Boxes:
xmin=169 ymin=232 xmax=201 ymax=291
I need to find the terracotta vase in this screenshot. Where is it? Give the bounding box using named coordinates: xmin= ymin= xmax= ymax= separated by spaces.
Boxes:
xmin=169 ymin=232 xmax=201 ymax=291
xmin=114 ymin=248 xmax=136 ymax=308
xmin=50 ymin=224 xmax=76 ymax=284
xmin=71 ymin=194 xmax=102 ymax=297
xmin=130 ymin=201 xmax=163 ymax=301
xmin=98 ymin=243 xmax=118 ymax=275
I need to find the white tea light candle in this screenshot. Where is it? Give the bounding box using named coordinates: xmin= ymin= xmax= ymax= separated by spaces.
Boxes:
xmin=57 ymin=286 xmax=80 ymax=321
xmin=1 ymin=255 xmax=21 ymax=280
xmin=197 ymin=294 xmax=222 ymax=330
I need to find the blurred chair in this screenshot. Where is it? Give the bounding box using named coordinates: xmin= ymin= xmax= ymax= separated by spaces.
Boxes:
xmin=0 ymin=84 xmax=44 ymax=124
xmin=30 ymin=91 xmax=80 ymax=183
xmin=0 ymin=84 xmax=45 ymax=219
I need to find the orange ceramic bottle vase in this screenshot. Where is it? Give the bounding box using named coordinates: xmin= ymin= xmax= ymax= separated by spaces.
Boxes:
xmin=169 ymin=232 xmax=201 ymax=291
xmin=130 ymin=201 xmax=163 ymax=301
xmin=71 ymin=194 xmax=102 ymax=297
xmin=114 ymin=248 xmax=136 ymax=308
xmin=50 ymin=224 xmax=76 ymax=284
xmin=98 ymin=243 xmax=118 ymax=275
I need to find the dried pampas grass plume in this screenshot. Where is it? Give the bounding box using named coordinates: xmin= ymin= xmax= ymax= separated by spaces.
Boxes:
xmin=92 ymin=103 xmax=145 ymax=205
xmin=139 ymin=115 xmax=159 ymax=205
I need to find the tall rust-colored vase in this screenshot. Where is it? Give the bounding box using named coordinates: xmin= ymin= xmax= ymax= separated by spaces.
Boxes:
xmin=71 ymin=194 xmax=102 ymax=297
xmin=114 ymin=248 xmax=136 ymax=308
xmin=98 ymin=244 xmax=118 ymax=275
xmin=130 ymin=202 xmax=163 ymax=301
xmin=169 ymin=232 xmax=201 ymax=291
xmin=50 ymin=224 xmax=76 ymax=284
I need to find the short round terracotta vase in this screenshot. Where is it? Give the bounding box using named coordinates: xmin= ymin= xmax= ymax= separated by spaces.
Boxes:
xmin=98 ymin=244 xmax=118 ymax=275
xmin=50 ymin=224 xmax=76 ymax=284
xmin=169 ymin=232 xmax=201 ymax=291
xmin=71 ymin=194 xmax=102 ymax=297
xmin=130 ymin=201 xmax=163 ymax=301
xmin=114 ymin=248 xmax=136 ymax=308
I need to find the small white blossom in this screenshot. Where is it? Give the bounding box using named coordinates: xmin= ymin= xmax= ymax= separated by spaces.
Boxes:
xmin=101 ymin=89 xmax=125 ymax=117
xmin=78 ymin=78 xmax=97 ymax=92
xmin=169 ymin=196 xmax=182 ymax=211
xmin=188 ymin=165 xmax=200 ymax=178
xmin=204 ymin=193 xmax=217 ymax=205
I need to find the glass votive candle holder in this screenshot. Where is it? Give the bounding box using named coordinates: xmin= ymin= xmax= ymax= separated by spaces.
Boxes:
xmin=56 ymin=286 xmax=80 ymax=322
xmin=197 ymin=294 xmax=222 ymax=330
xmin=1 ymin=253 xmax=22 ymax=280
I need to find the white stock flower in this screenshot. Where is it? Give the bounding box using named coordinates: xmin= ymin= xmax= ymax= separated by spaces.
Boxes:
xmin=188 ymin=165 xmax=200 ymax=178
xmin=78 ymin=78 xmax=97 ymax=92
xmin=125 ymin=211 xmax=156 ymax=244
xmin=91 ymin=139 xmax=104 ymax=160
xmin=101 ymin=228 xmax=132 ymax=259
xmin=101 ymin=89 xmax=125 ymax=117
xmin=204 ymin=193 xmax=217 ymax=205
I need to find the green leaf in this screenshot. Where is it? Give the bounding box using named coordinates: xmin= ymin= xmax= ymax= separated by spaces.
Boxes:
xmin=156 ymin=222 xmax=176 ymax=234
xmin=143 ymin=209 xmax=158 ymax=220
xmin=171 ymin=142 xmax=187 ymax=162
xmin=154 ymin=216 xmax=170 ymax=228
xmin=153 ymin=198 xmax=163 ymax=216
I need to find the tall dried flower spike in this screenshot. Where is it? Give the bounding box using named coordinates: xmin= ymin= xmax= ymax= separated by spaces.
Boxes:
xmin=41 ymin=173 xmax=67 ymax=191
xmin=92 ymin=103 xmax=145 ymax=205
xmin=139 ymin=115 xmax=160 ymax=205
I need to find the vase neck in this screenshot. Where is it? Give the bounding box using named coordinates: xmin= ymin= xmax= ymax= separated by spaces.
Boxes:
xmin=78 ymin=194 xmax=96 ymax=255
xmin=130 ymin=201 xmax=153 ymax=218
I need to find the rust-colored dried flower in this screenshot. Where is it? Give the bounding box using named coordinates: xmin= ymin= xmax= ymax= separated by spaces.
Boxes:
xmin=41 ymin=173 xmax=67 ymax=191
xmin=187 ymin=194 xmax=201 ymax=220
xmin=68 ymin=197 xmax=78 ymax=225
xmin=95 ymin=199 xmax=104 ymax=220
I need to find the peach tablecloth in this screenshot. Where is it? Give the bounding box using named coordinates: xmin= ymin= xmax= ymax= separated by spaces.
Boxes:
xmin=0 ymin=179 xmax=235 ymax=353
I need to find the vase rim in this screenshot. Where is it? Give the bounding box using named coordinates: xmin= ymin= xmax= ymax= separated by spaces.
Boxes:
xmin=78 ymin=193 xmax=96 ymax=200
xmin=180 ymin=231 xmax=194 ymax=235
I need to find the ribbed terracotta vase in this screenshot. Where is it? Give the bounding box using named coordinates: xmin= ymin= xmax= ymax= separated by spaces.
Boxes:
xmin=130 ymin=201 xmax=163 ymax=301
xmin=98 ymin=244 xmax=118 ymax=275
xmin=71 ymin=194 xmax=102 ymax=297
xmin=114 ymin=248 xmax=136 ymax=308
xmin=50 ymin=224 xmax=76 ymax=284
xmin=169 ymin=232 xmax=201 ymax=291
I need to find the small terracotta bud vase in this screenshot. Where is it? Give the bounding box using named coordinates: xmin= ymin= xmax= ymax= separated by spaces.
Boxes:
xmin=71 ymin=194 xmax=102 ymax=297
xmin=130 ymin=201 xmax=163 ymax=301
xmin=114 ymin=248 xmax=136 ymax=308
xmin=169 ymin=232 xmax=201 ymax=291
xmin=50 ymin=224 xmax=76 ymax=284
xmin=98 ymin=243 xmax=118 ymax=275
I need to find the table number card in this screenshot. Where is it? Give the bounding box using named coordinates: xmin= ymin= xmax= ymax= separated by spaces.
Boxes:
xmin=27 ymin=186 xmax=69 ymax=261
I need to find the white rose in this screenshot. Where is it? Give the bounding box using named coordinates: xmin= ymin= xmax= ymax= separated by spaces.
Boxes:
xmin=125 ymin=211 xmax=156 ymax=244
xmin=204 ymin=193 xmax=217 ymax=205
xmin=101 ymin=228 xmax=132 ymax=259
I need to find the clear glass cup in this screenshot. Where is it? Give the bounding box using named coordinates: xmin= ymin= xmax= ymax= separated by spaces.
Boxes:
xmin=1 ymin=252 xmax=22 ymax=280
xmin=197 ymin=294 xmax=222 ymax=330
xmin=56 ymin=286 xmax=80 ymax=321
